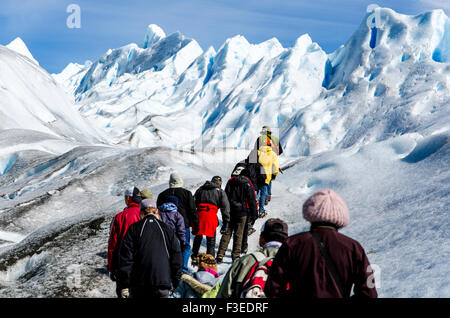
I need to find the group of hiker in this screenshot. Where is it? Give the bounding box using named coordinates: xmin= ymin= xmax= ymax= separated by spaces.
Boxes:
xmin=106 ymin=126 xmax=378 ymax=299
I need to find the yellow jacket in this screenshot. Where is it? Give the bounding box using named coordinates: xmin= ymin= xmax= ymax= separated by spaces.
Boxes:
xmin=258 ymin=146 xmax=280 ymax=184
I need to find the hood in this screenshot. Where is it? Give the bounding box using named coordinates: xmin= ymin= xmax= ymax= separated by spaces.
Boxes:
xmin=158 ymin=202 xmax=178 ymax=213
xmin=169 ymin=172 xmax=184 ymax=188
xmin=181 ymin=274 xmax=213 ymax=295
xmin=201 ymin=181 xmax=220 ymax=190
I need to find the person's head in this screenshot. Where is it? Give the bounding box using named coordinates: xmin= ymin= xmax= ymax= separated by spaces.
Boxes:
xmin=211 ymin=176 xmax=222 ymax=187
xmin=124 ymin=186 xmax=142 ymax=205
xmin=165 ymin=195 xmax=179 ymax=207
xmin=302 ymin=189 xmax=350 ymax=229
xmin=231 ymin=165 xmax=245 ymax=177
xmin=259 ymin=218 xmax=289 ymax=247
xmin=140 ymin=199 xmax=159 ymax=218
xmin=140 ymin=189 xmax=153 ymax=199
xmin=260 ymin=125 xmax=271 ymax=136
xmin=196 ymin=253 xmax=218 ymax=273
xmin=169 ymin=172 xmax=184 ymax=188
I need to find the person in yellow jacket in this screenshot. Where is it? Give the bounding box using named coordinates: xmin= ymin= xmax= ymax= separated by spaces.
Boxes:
xmin=257 ymin=144 xmax=280 ymax=217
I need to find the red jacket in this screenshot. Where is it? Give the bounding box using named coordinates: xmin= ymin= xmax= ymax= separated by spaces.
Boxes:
xmin=107 ymin=202 xmax=141 ymax=273
xmin=265 ymin=226 xmax=378 ymax=298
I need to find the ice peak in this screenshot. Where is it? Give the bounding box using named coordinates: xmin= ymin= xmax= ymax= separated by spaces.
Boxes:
xmin=142 ymin=24 xmax=166 ymax=49
xmin=294 ymin=34 xmax=313 ymax=49
xmin=6 ymin=37 xmax=39 ymax=65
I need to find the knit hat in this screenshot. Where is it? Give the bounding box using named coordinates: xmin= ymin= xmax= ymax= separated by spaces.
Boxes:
xmin=196 ymin=253 xmax=218 ymax=273
xmin=302 ymin=189 xmax=350 ymax=229
xmin=141 ymin=198 xmax=157 ymax=209
xmin=166 ymin=195 xmax=179 ymax=207
xmin=169 ymin=172 xmax=184 ymax=188
xmin=140 ymin=189 xmax=153 ymax=199
xmin=261 ymin=218 xmax=289 ymax=239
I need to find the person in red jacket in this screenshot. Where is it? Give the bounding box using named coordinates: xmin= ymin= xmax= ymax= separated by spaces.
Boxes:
xmin=107 ymin=186 xmax=142 ymax=298
xmin=265 ymin=189 xmax=378 ymax=298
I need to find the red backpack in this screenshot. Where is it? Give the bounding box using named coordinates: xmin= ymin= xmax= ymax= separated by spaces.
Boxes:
xmin=240 ymin=252 xmax=274 ymax=298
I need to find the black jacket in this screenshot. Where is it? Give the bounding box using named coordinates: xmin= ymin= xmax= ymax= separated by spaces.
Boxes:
xmin=157 ymin=187 xmax=199 ymax=230
xmin=194 ymin=181 xmax=231 ymax=223
xmin=118 ymin=214 xmax=183 ymax=291
xmin=232 ymin=151 xmax=266 ymax=192
xmin=225 ymin=175 xmax=258 ymax=220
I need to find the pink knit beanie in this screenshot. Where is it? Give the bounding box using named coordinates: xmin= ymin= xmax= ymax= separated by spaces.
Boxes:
xmin=302 ymin=189 xmax=350 ymax=228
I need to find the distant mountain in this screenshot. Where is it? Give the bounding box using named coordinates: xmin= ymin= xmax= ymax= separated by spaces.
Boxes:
xmin=6 ymin=37 xmax=39 ymax=65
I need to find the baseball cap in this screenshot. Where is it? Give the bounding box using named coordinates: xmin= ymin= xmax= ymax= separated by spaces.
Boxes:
xmin=261 ymin=218 xmax=289 ymax=238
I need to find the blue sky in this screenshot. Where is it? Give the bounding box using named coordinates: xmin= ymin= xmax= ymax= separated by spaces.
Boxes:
xmin=0 ymin=0 xmax=448 ymax=73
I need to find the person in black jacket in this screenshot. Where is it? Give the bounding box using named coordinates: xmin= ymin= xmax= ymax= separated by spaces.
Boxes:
xmin=117 ymin=198 xmax=183 ymax=298
xmin=192 ymin=176 xmax=230 ymax=262
xmin=157 ymin=172 xmax=199 ymax=273
xmin=231 ymin=149 xmax=266 ymax=193
xmin=216 ymin=169 xmax=258 ymax=263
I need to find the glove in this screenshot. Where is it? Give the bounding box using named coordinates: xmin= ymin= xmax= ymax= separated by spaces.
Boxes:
xmin=109 ymin=272 xmax=116 ymax=282
xmin=121 ymin=288 xmax=130 ymax=298
xmin=271 ymin=174 xmax=277 ymax=181
xmin=220 ymin=221 xmax=230 ymax=234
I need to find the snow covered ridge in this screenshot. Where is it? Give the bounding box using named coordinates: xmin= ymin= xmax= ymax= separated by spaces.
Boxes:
xmin=5 ymin=37 xmax=39 ymax=65
xmin=53 ymin=7 xmax=450 ymax=156
xmin=0 ymin=44 xmax=104 ymax=145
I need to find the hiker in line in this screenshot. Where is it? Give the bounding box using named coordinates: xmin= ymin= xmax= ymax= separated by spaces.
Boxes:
xmin=254 ymin=125 xmax=284 ymax=156
xmin=231 ymin=149 xmax=265 ymax=253
xmin=157 ymin=172 xmax=199 ymax=273
xmin=117 ymin=198 xmax=183 ymax=298
xmin=158 ymin=195 xmax=186 ymax=249
xmin=216 ymin=218 xmax=288 ymax=298
xmin=107 ymin=186 xmax=142 ymax=298
xmin=254 ymin=125 xmax=284 ymax=205
xmin=232 ymin=149 xmax=266 ymax=194
xmin=192 ymin=176 xmax=230 ymax=262
xmin=257 ymin=141 xmax=280 ymax=218
xmin=216 ymin=168 xmax=258 ymax=263
xmin=265 ymin=189 xmax=378 ymax=298
xmin=172 ymin=253 xmax=221 ymax=298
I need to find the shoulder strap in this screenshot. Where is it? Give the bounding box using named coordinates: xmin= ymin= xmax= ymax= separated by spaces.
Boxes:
xmin=310 ymin=231 xmax=346 ymax=298
xmin=250 ymin=251 xmax=266 ymax=263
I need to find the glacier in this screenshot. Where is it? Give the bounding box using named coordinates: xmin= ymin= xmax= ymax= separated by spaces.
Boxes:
xmin=0 ymin=7 xmax=448 ymax=298
xmin=54 ymin=8 xmax=450 ymax=157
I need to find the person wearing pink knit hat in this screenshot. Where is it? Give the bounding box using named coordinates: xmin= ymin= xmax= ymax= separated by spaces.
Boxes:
xmin=265 ymin=189 xmax=378 ymax=298
xmin=302 ymin=189 xmax=350 ymax=229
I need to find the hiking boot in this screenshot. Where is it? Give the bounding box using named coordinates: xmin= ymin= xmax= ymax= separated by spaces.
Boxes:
xmin=216 ymin=256 xmax=223 ymax=264
xmin=191 ymin=256 xmax=198 ymax=267
xmin=247 ymin=227 xmax=256 ymax=236
xmin=258 ymin=211 xmax=267 ymax=218
xmin=268 ymin=195 xmax=272 ymax=202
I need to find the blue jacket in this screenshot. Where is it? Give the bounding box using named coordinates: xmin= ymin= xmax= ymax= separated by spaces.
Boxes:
xmin=159 ymin=203 xmax=186 ymax=245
